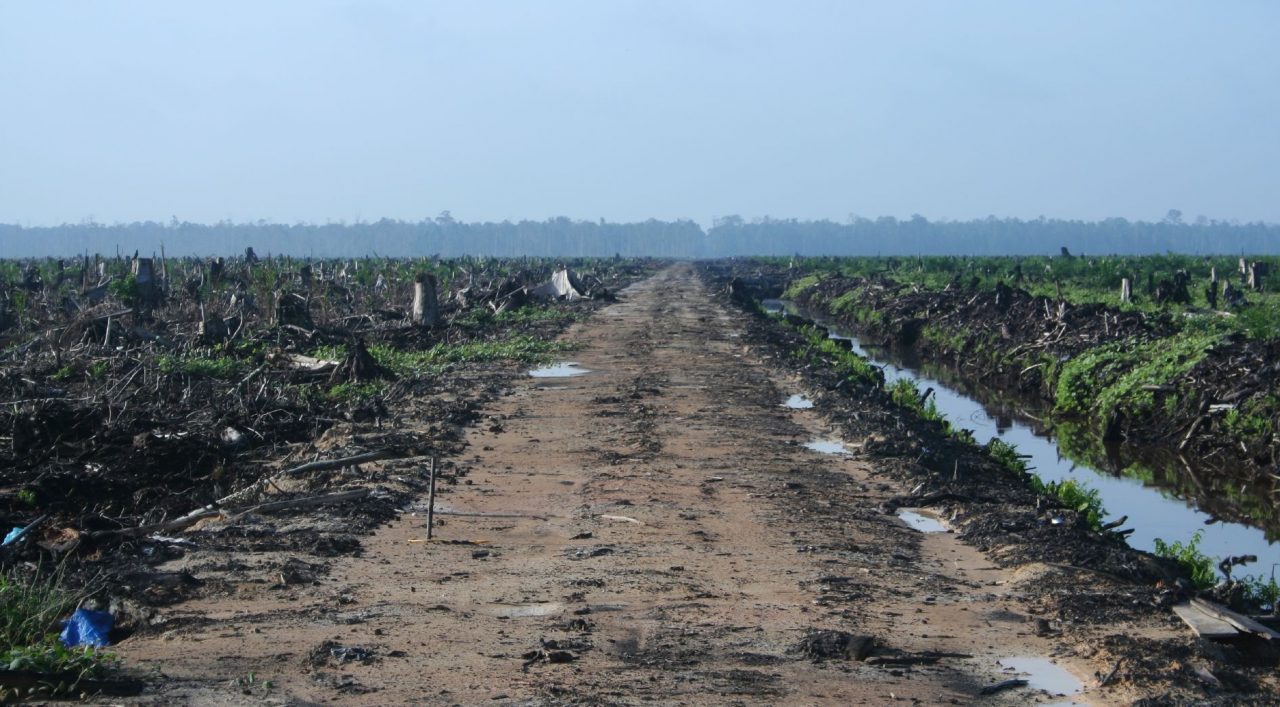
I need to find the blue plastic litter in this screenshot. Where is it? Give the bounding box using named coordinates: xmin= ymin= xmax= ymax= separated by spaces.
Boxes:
xmin=60 ymin=608 xmax=114 ymax=648
xmin=2 ymin=527 xmax=22 ymax=545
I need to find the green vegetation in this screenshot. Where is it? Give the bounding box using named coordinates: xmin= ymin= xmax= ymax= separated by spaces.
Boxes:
xmin=984 ymin=436 xmax=1110 ymax=531
xmin=782 ymin=274 xmax=823 ymax=299
xmin=1241 ymin=574 xmax=1280 ymax=612
xmin=1030 ymin=476 xmax=1107 ymax=531
xmin=889 ymin=378 xmax=944 ymax=425
xmin=0 ymin=565 xmax=116 ymax=699
xmin=986 ymin=438 xmax=1028 ymax=473
xmin=1153 ymin=530 xmax=1280 ymax=609
xmin=1222 ymin=400 xmax=1275 ymax=446
xmin=777 ymin=253 xmax=1280 ymax=340
xmin=314 ymin=336 xmax=574 ymax=380
xmin=106 ymin=275 xmax=140 ymax=306
xmin=157 ymin=353 xmax=246 ymax=380
xmin=1054 ymin=333 xmax=1217 ymax=419
xmin=0 ymin=566 xmax=81 ymax=651
xmin=452 ymin=304 xmax=579 ymax=329
xmin=782 ymin=320 xmax=881 ymax=388
xmin=1153 ymin=530 xmax=1218 ymax=589
xmin=322 ymin=380 xmax=389 ymax=403
xmin=87 ymin=361 xmax=108 ymax=380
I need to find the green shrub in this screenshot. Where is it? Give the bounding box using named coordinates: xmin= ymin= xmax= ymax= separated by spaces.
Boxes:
xmin=1241 ymin=574 xmax=1280 ymax=611
xmin=1030 ymin=476 xmax=1107 ymax=531
xmin=106 ymin=276 xmax=140 ymax=305
xmin=1238 ymin=301 xmax=1280 ymax=341
xmin=1054 ymin=334 xmax=1217 ymax=419
xmin=987 ymin=438 xmax=1028 ymax=473
xmin=1153 ymin=530 xmax=1217 ymax=589
xmin=786 ymin=322 xmax=880 ymax=387
xmin=0 ymin=565 xmax=81 ymax=651
xmin=782 ymin=274 xmax=822 ymax=299
xmin=157 ymin=354 xmax=244 ymax=380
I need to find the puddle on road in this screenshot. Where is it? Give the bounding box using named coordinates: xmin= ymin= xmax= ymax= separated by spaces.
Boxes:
xmin=529 ymin=362 xmax=591 ymax=378
xmin=897 ymin=509 xmax=949 ymax=533
xmin=784 ymin=394 xmax=814 ymax=409
xmin=997 ymin=656 xmax=1085 ymax=698
xmin=804 ymin=440 xmax=847 ymax=455
xmin=487 ymin=602 xmax=565 ymax=618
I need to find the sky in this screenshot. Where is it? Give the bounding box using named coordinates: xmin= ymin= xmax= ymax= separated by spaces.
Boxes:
xmin=1 ymin=1 xmax=1278 ymax=227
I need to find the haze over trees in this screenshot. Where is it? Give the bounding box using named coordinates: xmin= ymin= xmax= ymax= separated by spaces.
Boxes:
xmin=2 ymin=213 xmax=1278 ymax=258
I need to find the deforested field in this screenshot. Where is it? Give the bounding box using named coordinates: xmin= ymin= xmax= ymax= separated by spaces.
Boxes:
xmin=1 ymin=255 xmax=1278 ymax=704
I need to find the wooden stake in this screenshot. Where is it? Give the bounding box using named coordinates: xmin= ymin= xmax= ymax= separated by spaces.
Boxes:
xmin=426 ymin=455 xmax=438 ymax=539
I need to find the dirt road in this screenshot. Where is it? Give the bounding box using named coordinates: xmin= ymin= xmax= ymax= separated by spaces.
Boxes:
xmin=121 ymin=264 xmax=1127 ymax=704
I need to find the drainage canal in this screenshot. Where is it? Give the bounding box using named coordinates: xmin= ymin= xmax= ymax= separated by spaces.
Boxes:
xmin=766 ymin=300 xmax=1280 ymax=574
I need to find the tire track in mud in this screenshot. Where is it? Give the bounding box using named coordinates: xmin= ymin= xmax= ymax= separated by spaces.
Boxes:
xmin=115 ymin=264 xmax=1140 ymax=705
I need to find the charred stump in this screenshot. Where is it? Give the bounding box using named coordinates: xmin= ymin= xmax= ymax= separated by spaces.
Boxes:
xmin=412 ymin=273 xmax=439 ymax=327
xmin=131 ymin=256 xmax=161 ymax=308
xmin=273 ymin=290 xmax=313 ymax=328
xmin=330 ymin=338 xmax=393 ymax=383
xmin=210 ymin=257 xmax=225 ymax=287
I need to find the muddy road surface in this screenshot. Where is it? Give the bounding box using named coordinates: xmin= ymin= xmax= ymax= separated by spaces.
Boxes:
xmin=118 ymin=264 xmax=1176 ymax=705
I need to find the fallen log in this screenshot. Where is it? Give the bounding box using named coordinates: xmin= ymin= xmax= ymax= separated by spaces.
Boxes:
xmin=93 ymin=489 xmax=374 ymax=538
xmin=277 ymin=449 xmax=398 ymax=477
xmin=89 ymin=510 xmax=224 ymax=539
xmin=230 ymin=488 xmax=371 ymax=520
xmin=192 ymin=448 xmax=399 ymax=513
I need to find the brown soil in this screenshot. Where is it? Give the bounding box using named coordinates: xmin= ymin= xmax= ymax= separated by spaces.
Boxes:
xmin=112 ymin=265 xmax=1228 ymax=705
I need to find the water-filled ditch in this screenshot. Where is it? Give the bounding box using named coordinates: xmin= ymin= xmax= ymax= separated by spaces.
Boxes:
xmin=764 ymin=300 xmax=1280 ymax=576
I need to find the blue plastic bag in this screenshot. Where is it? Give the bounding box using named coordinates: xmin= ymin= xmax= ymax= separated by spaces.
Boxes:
xmin=2 ymin=527 xmax=22 ymax=545
xmin=60 ymin=608 xmax=113 ymax=648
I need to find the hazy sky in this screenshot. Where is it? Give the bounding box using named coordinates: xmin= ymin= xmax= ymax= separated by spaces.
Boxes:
xmin=2 ymin=1 xmax=1278 ymax=226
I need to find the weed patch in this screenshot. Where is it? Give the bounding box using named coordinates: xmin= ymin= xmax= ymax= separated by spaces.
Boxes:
xmin=1153 ymin=530 xmax=1217 ymax=589
xmin=0 ymin=565 xmax=116 ymax=699
xmin=1054 ymin=333 xmax=1217 ymax=419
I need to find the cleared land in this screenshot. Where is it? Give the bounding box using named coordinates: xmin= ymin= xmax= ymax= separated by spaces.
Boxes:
xmin=113 ymin=264 xmax=1201 ymax=705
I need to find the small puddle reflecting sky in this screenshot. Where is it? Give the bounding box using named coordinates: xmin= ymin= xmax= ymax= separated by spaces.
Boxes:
xmin=804 ymin=440 xmax=847 ymax=455
xmin=785 ymin=394 xmax=814 ymax=409
xmin=997 ymin=656 xmax=1084 ymax=697
xmin=783 ymin=303 xmax=1280 ymax=574
xmin=529 ymin=362 xmax=591 ymax=378
xmin=898 ymin=509 xmax=948 ymax=533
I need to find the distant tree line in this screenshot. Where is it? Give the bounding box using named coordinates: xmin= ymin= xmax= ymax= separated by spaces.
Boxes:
xmin=2 ymin=213 xmax=1278 ymax=258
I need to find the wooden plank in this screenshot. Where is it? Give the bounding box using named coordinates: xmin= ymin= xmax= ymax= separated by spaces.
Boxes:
xmin=1172 ymin=603 xmax=1239 ymax=640
xmin=1192 ymin=598 xmax=1280 ymax=641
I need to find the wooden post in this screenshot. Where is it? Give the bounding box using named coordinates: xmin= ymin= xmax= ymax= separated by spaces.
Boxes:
xmin=1120 ymin=278 xmax=1131 ymax=303
xmin=1208 ymin=267 xmax=1218 ymax=309
xmin=426 ymin=456 xmax=438 ymax=540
